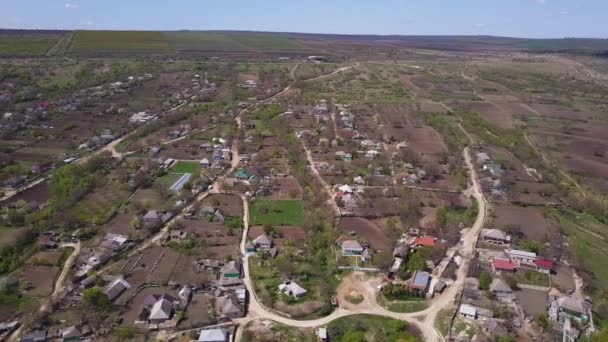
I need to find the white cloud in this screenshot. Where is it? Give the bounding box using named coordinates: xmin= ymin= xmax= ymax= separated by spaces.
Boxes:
xmin=560 ymin=10 xmax=569 ymax=15
xmin=535 ymin=0 xmax=546 ymax=4
xmin=474 ymin=23 xmax=486 ymax=28
xmin=65 ymin=3 xmax=79 ymax=9
xmin=86 ymin=20 xmax=94 ymax=26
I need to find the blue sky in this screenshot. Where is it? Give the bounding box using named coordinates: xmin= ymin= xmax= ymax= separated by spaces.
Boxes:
xmin=1 ymin=0 xmax=607 ymax=38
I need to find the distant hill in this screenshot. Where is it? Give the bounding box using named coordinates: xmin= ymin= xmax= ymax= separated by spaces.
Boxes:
xmin=0 ymin=29 xmax=607 ymax=57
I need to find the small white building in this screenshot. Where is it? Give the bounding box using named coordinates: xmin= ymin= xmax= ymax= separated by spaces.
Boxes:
xmin=279 ymin=281 xmax=307 ymax=298
xmin=459 ymin=304 xmax=477 ymax=319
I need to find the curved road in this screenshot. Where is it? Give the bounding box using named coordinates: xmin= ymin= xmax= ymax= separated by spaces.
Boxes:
xmin=233 ymin=142 xmax=487 ymax=341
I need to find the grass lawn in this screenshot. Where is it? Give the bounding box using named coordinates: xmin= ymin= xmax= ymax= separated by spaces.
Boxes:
xmin=0 ymin=226 xmax=24 ymax=249
xmin=435 ymin=309 xmax=456 ymax=337
xmin=70 ymin=183 xmax=130 ymax=224
xmin=327 ymin=314 xmax=421 ymax=341
xmin=157 ymin=173 xmax=183 ymax=187
xmin=515 ymin=270 xmax=550 ymax=287
xmin=377 ymin=293 xmax=428 ymax=313
xmin=170 ymin=161 xmax=200 ymax=174
xmin=250 ymin=200 xmax=304 ymax=226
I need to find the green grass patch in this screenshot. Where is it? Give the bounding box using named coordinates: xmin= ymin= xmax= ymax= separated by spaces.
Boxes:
xmin=345 ymin=293 xmax=364 ymax=305
xmin=70 ymin=183 xmax=130 ymax=224
xmin=170 ymin=161 xmax=200 ymax=174
xmin=377 ymin=293 xmax=428 ymax=313
xmin=0 ymin=36 xmax=58 ymax=56
xmin=546 ymin=209 xmax=608 ymax=293
xmin=157 ymin=173 xmax=183 ymax=187
xmin=250 ymin=200 xmax=304 ymax=226
xmin=515 ymin=270 xmax=550 ymax=287
xmin=69 ymin=30 xmax=171 ymax=54
xmin=423 ymin=112 xmax=469 ymax=153
xmin=327 ymin=314 xmax=422 ymax=342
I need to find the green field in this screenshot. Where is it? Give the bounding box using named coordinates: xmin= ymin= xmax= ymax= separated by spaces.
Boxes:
xmin=547 ymin=209 xmax=608 ymax=292
xmin=70 ymin=184 xmax=130 ymax=224
xmin=170 ymin=161 xmax=200 ymax=174
xmin=250 ymin=200 xmax=304 ymax=226
xmin=227 ymin=33 xmax=306 ymax=51
xmin=69 ymin=30 xmax=172 ymax=54
xmin=67 ymin=31 xmax=308 ymax=54
xmin=163 ymin=32 xmax=252 ymax=52
xmin=0 ymin=36 xmax=58 ymax=56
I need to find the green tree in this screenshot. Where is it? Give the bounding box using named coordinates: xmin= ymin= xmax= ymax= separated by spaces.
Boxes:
xmin=534 ymin=313 xmax=549 ymax=332
xmin=406 ymin=250 xmax=427 ymax=272
xmin=479 ymin=272 xmax=492 ymax=290
xmin=82 ymin=287 xmax=110 ymax=309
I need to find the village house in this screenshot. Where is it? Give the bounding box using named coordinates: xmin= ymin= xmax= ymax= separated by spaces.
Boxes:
xmin=411 ymin=236 xmax=436 ymax=249
xmin=220 ymin=260 xmax=242 ymax=279
xmin=198 ymin=328 xmax=229 ymax=342
xmin=557 ymin=296 xmax=587 ymax=323
xmin=505 ymin=249 xmax=537 ymax=266
xmin=104 ymin=277 xmax=131 ymax=302
xmin=252 ymin=233 xmax=273 ymax=250
xmin=408 ymin=270 xmax=431 ymax=292
xmin=279 ymin=281 xmax=308 ymax=299
xmin=59 ymin=324 xmax=89 ymax=341
xmin=480 ymin=229 xmax=511 ymax=245
xmin=534 ymin=259 xmax=554 ymax=274
xmin=490 ymin=278 xmax=515 ymax=302
xmin=149 ymin=297 xmax=176 ymax=324
xmin=21 ymin=330 xmax=47 ymax=342
xmin=215 ymin=293 xmax=243 ymax=320
xmin=200 ymin=158 xmax=210 ymax=168
xmin=100 ymin=233 xmax=129 ymax=251
xmin=459 ymin=304 xmax=494 ymax=321
xmin=341 ymin=240 xmax=364 ymax=256
xmin=476 ymin=152 xmax=491 ymax=164
xmin=492 ymin=258 xmax=515 ymax=273
xmin=459 ymin=304 xmax=477 ymax=319
xmin=38 ymin=235 xmax=58 ymax=249
xmin=483 ymin=320 xmax=508 ymax=340
xmin=317 ymin=327 xmax=328 ymax=342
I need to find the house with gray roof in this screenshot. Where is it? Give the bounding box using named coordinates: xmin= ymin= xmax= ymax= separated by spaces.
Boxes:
xmin=279 ymin=281 xmax=307 ymax=299
xmin=104 ymin=277 xmax=131 ymax=301
xmin=215 ymin=293 xmax=243 ymax=319
xmin=149 ymin=298 xmax=175 ymax=324
xmin=252 ymin=233 xmax=273 ymax=250
xmin=220 ymin=260 xmax=242 ymax=278
xmin=481 ymin=229 xmax=511 ymax=245
xmin=198 ymin=328 xmax=228 ymax=342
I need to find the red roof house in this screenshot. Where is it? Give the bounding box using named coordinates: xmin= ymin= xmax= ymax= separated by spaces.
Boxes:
xmin=534 ymin=259 xmax=554 ymax=273
xmin=492 ymin=258 xmax=515 ymax=272
xmin=412 ymin=237 xmax=436 ymax=248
